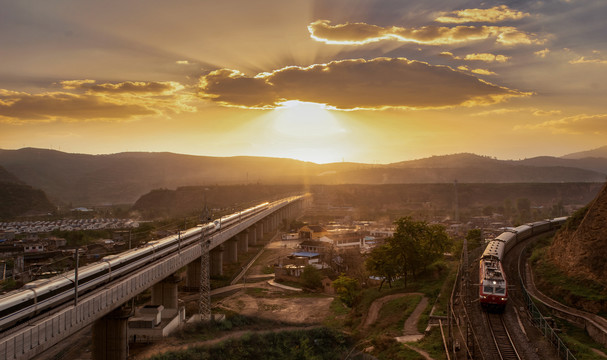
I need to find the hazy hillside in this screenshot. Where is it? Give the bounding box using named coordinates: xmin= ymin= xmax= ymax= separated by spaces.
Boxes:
xmin=515 ymin=156 xmax=607 ymax=174
xmin=1 ymin=148 xmax=606 ymax=206
xmin=132 ymin=184 xmax=306 ymax=219
xmin=562 ymin=146 xmax=607 ymax=160
xmin=133 ymin=183 xmax=604 ymax=221
xmin=0 ymin=165 xmax=23 ymax=184
xmin=0 ymin=165 xmax=56 ymax=219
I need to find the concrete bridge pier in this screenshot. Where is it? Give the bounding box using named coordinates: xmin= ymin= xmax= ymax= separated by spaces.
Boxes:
xmin=265 ymin=217 xmax=271 ymax=233
xmin=185 ymin=257 xmax=201 ymax=291
xmin=225 ymin=238 xmax=238 ymax=263
xmin=278 ymin=210 xmax=286 ymax=229
xmin=257 ymin=222 xmax=264 ymax=239
xmin=249 ymin=226 xmax=257 ymax=246
xmin=237 ymin=231 xmax=248 ymax=253
xmin=210 ymin=245 xmax=224 ymax=276
xmin=92 ymin=307 xmax=132 ymax=360
xmin=151 ymin=274 xmax=180 ymax=309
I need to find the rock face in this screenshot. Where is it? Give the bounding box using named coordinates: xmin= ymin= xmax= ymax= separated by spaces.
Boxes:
xmin=550 ymin=182 xmax=607 ymax=285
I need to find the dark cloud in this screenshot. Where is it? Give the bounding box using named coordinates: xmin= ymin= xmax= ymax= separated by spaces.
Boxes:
xmin=198 ymin=69 xmax=279 ymax=108
xmin=198 ymin=57 xmax=528 ymax=110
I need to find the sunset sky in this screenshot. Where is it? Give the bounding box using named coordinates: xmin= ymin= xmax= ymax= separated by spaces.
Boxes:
xmin=1 ymin=0 xmax=606 ymax=164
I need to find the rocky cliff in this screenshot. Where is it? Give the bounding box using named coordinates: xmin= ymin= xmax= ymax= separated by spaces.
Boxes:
xmin=549 ymin=182 xmax=607 ymax=285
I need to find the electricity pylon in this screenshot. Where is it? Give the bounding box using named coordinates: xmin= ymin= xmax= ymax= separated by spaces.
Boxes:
xmin=199 ymin=198 xmax=212 ymax=321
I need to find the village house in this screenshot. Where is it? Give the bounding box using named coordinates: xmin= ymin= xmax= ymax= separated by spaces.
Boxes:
xmin=298 ymin=240 xmax=332 ymax=253
xmin=298 ymin=225 xmax=327 ymax=240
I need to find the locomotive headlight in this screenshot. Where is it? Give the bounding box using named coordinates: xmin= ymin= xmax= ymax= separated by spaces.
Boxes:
xmin=480 ymin=295 xmax=487 ymax=299
xmin=501 ymin=297 xmax=507 ymax=301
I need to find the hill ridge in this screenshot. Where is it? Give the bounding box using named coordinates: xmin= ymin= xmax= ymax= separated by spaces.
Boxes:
xmin=1 ymin=148 xmax=606 ymax=205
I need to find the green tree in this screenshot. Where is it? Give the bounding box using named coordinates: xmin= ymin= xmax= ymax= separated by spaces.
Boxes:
xmin=418 ymin=224 xmax=451 ymax=272
xmin=375 ymin=217 xmax=453 ymax=288
xmin=365 ymin=244 xmax=398 ymax=290
xmin=300 ymin=265 xmax=322 ymax=289
xmin=333 ymin=274 xmax=359 ymax=307
xmin=465 ymin=228 xmax=483 ymax=249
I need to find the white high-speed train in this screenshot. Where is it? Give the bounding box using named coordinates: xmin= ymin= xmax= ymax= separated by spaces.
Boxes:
xmin=0 ymin=198 xmax=296 ymax=332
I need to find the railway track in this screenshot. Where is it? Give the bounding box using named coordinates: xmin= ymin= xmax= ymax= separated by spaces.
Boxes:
xmin=486 ymin=312 xmax=521 ymax=360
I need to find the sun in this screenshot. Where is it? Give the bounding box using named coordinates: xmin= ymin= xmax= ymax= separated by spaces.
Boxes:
xmin=256 ymin=100 xmax=354 ymax=164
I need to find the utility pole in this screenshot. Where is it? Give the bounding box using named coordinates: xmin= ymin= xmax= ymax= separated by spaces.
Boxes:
xmin=74 ymin=247 xmax=79 ymax=306
xmin=453 ymin=180 xmax=460 ymax=223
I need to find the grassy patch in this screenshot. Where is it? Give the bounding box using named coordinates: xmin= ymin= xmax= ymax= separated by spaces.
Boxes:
xmin=367 ymin=336 xmax=426 ymax=360
xmin=329 ymin=298 xmax=350 ymax=316
xmin=244 ymin=287 xmax=270 ymax=297
xmin=371 ymin=295 xmax=422 ymax=337
xmin=530 ymin=239 xmax=607 ymax=316
xmin=343 ymin=259 xmax=455 ymax=359
xmin=430 ymin=260 xmax=458 ymax=317
xmin=273 ymin=279 xmax=303 ymax=288
xmin=555 ymin=319 xmax=607 ymax=360
xmin=149 ymin=326 xmax=352 ymax=360
xmin=174 ymin=311 xmax=296 ymax=343
xmin=416 ymin=326 xmax=447 ymax=360
xmin=323 ymin=298 xmax=350 ymax=329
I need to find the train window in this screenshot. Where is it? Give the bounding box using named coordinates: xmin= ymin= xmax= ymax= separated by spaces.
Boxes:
xmin=495 ymin=287 xmax=505 ymax=294
xmin=1 ymin=298 xmax=36 ymax=318
xmin=483 ymin=285 xmax=493 ymax=293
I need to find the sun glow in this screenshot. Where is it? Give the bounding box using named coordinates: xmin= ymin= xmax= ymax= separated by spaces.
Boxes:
xmin=273 ymin=100 xmax=345 ymax=137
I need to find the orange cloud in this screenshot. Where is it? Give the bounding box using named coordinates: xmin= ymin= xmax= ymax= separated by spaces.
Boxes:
xmin=464 ymin=53 xmax=510 ymax=62
xmin=60 ymin=79 xmax=96 ymax=89
xmin=0 ymin=80 xmax=194 ymax=123
xmin=471 ymin=68 xmax=497 ymax=75
xmin=198 ymin=57 xmax=528 ymax=110
xmin=0 ymin=89 xmax=155 ymax=123
xmin=569 ymin=51 xmax=607 ymax=65
xmin=534 ymin=48 xmax=550 ymax=58
xmin=61 ymin=80 xmax=184 ymax=94
xmin=440 ymin=52 xmax=510 ymax=63
xmin=308 ymin=20 xmax=542 ymax=45
xmin=435 ymin=5 xmax=529 ymax=23
xmin=456 ymin=65 xmax=496 ymax=75
xmin=516 ymin=114 xmax=607 ymax=134
xmin=532 ymin=110 xmax=562 ymax=116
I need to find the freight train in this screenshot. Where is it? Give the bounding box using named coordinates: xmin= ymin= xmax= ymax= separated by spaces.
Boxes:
xmin=479 ymin=217 xmax=567 ymax=310
xmin=0 ymin=197 xmax=298 ymax=332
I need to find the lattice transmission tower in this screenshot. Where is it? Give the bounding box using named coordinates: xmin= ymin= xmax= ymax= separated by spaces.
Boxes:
xmin=199 ymin=199 xmax=212 ymax=321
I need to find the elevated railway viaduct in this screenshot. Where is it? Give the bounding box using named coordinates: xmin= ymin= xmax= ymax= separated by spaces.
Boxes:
xmin=0 ymin=195 xmax=309 ymax=360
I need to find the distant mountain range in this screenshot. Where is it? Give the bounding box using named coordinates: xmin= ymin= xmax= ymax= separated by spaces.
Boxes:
xmin=0 ymin=147 xmax=606 ymax=206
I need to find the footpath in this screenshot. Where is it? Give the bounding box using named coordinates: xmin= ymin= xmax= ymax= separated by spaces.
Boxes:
xmin=364 ymin=293 xmax=435 ymax=360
